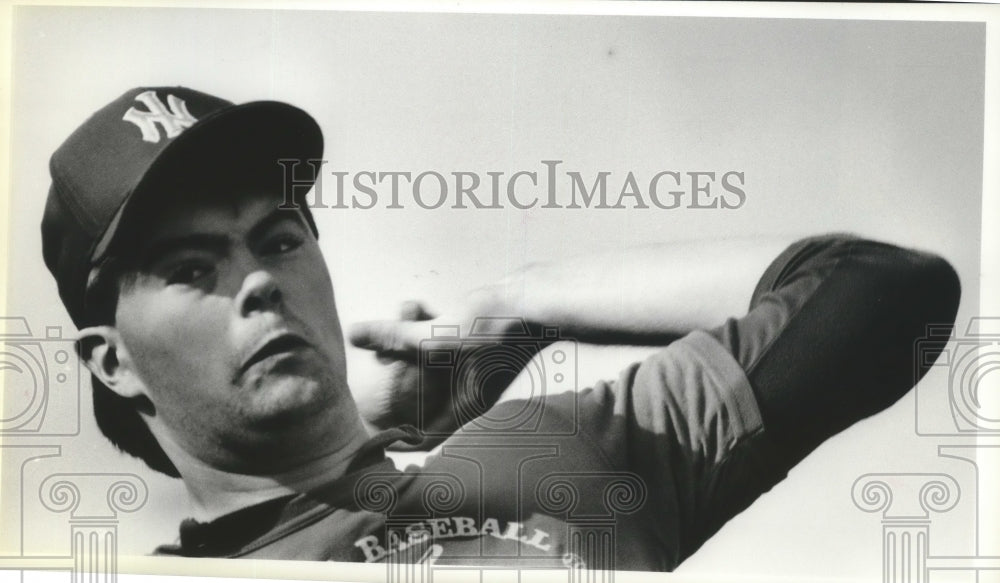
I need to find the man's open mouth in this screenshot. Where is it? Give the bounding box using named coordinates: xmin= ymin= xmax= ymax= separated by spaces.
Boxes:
xmin=241 ymin=333 xmax=311 ymax=373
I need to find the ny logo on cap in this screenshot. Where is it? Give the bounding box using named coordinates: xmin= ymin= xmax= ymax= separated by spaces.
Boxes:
xmin=122 ymin=90 xmax=198 ymax=144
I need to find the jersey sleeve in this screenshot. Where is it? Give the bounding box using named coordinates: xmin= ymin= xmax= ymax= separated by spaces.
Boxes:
xmin=562 ymin=233 xmax=960 ymax=564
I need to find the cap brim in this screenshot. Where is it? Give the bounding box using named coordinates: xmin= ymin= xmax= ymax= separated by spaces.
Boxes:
xmin=91 ymin=100 xmax=323 ymax=261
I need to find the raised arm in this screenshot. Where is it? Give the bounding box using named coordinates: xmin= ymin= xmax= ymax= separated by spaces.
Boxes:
xmin=349 ymin=233 xmax=961 ymax=462
xmin=348 ymin=236 xmax=792 ymax=434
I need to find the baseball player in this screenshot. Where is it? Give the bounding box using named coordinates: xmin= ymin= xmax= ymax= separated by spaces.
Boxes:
xmin=41 ymin=87 xmax=960 ymax=570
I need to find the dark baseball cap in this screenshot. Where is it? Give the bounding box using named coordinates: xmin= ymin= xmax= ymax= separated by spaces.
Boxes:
xmin=41 ymin=87 xmax=323 ymax=327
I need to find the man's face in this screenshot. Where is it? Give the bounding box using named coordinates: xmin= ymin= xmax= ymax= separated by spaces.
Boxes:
xmin=112 ymin=190 xmax=355 ymax=472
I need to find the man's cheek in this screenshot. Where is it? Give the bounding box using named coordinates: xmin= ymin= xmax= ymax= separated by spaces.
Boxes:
xmin=286 ymin=267 xmax=339 ymax=320
xmin=119 ymin=294 xmax=221 ymax=369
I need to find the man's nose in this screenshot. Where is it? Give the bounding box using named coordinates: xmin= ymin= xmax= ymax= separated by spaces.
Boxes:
xmin=237 ymin=271 xmax=284 ymax=317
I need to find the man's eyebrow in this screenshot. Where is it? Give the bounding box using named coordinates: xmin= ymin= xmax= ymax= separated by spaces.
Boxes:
xmin=140 ymin=233 xmax=229 ymax=268
xmin=247 ymin=208 xmax=309 ymax=242
xmin=137 ymin=209 xmax=307 ymax=268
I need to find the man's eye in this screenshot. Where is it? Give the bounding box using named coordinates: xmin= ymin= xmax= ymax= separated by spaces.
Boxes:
xmin=167 ymin=263 xmax=214 ymax=285
xmin=263 ymin=234 xmax=303 ymax=255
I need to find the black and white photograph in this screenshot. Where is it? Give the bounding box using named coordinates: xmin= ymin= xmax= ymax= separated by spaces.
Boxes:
xmin=1 ymin=3 xmax=997 ymax=583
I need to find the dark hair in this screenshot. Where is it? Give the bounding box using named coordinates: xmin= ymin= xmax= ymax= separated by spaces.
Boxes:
xmin=83 ymin=257 xmax=181 ymax=478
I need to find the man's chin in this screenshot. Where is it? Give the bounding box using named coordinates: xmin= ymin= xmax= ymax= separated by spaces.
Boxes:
xmin=244 ymin=370 xmax=343 ymax=428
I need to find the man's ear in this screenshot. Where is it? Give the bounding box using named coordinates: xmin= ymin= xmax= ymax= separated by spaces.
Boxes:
xmin=76 ymin=326 xmax=146 ymax=399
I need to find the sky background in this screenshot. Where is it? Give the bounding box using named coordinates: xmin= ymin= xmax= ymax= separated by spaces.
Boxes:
xmin=1 ymin=6 xmax=988 ymax=581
